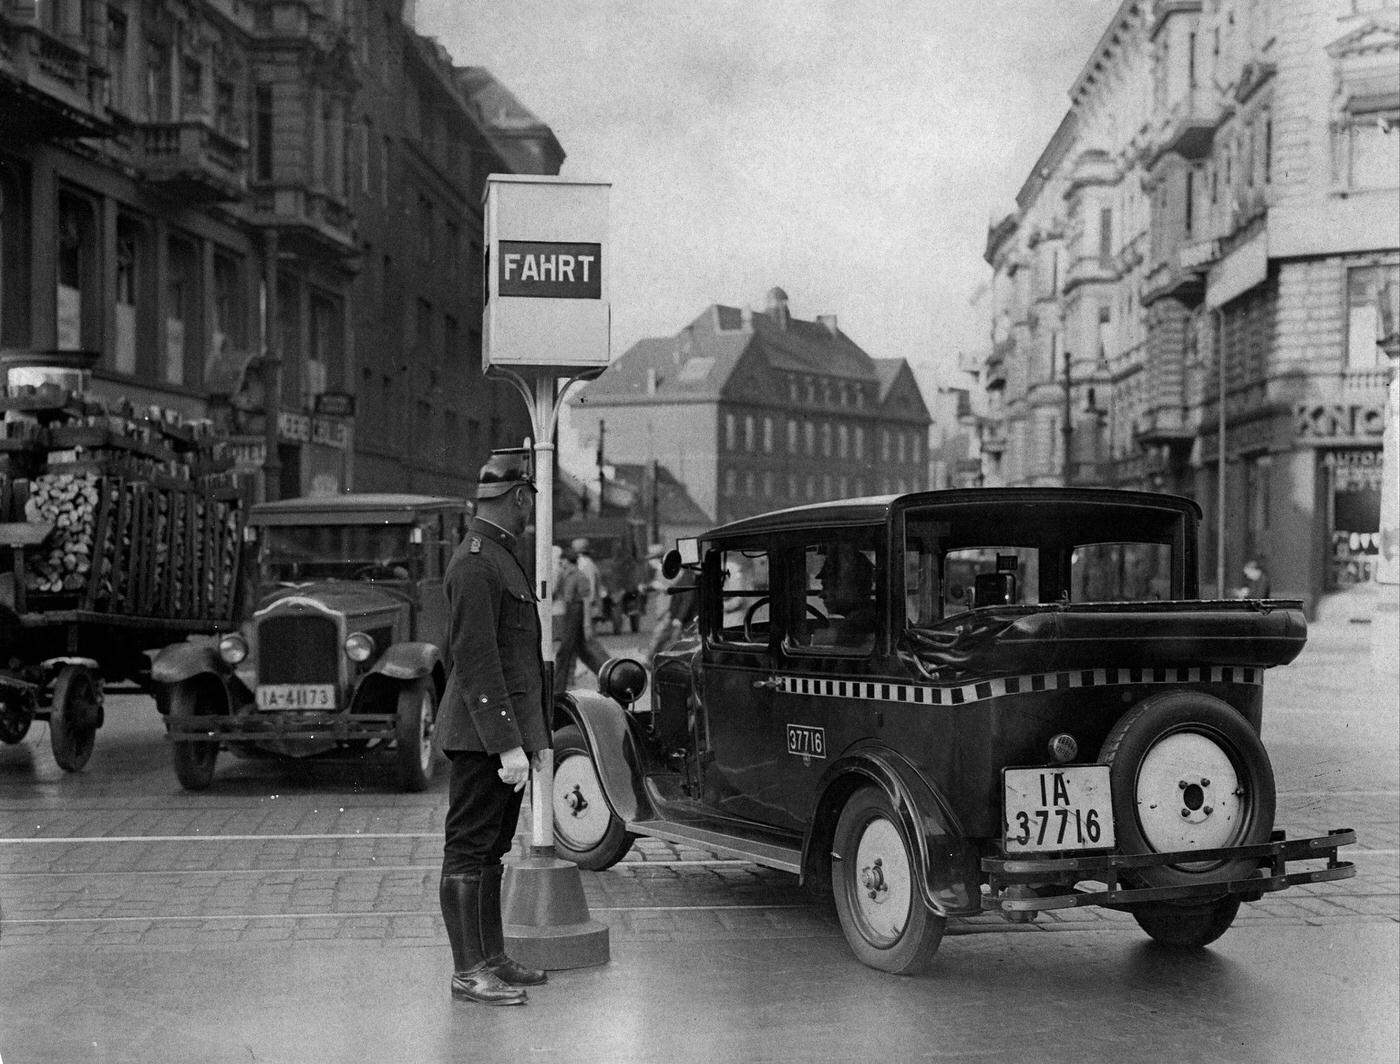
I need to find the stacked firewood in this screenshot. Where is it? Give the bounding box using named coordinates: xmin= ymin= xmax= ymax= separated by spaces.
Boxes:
xmin=22 ymin=473 xmax=101 ymax=594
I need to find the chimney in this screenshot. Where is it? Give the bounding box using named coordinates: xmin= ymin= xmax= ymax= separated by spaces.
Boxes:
xmin=764 ymin=287 xmax=790 ymax=331
xmin=816 ymin=314 xmax=839 ymax=336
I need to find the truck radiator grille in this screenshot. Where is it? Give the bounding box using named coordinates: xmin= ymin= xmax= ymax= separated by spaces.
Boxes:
xmin=258 ymin=614 xmax=339 ymax=684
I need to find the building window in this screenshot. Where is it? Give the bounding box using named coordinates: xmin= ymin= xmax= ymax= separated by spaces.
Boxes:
xmin=896 ymin=431 xmax=905 ymax=464
xmin=821 ymin=422 xmax=832 ymax=458
xmin=762 ymin=471 xmax=773 ymax=496
xmin=146 ymin=39 xmax=171 ymax=122
xmin=165 ymin=235 xmax=197 ymax=385
xmin=180 ymin=56 xmax=202 ymax=120
xmin=107 ymin=9 xmax=130 ymax=113
xmin=762 ymin=416 xmax=773 ymax=453
xmin=805 ymin=474 xmax=816 ymax=499
xmin=1184 ymin=170 xmax=1194 ymax=237
xmin=787 ymin=417 xmax=797 ymax=453
xmin=254 ymin=85 xmax=273 ymax=180
xmin=725 ymin=412 xmax=736 ymax=451
xmin=744 ymin=471 xmax=755 ymax=497
xmin=416 ymin=298 xmax=432 ymax=350
xmin=744 ymin=414 xmax=754 ymax=451
xmin=854 ymin=426 xmax=865 ymax=460
xmin=880 ymin=429 xmax=890 ymax=462
xmin=725 ymin=468 xmax=736 ymax=495
xmin=804 ymin=420 xmax=815 ymax=456
xmin=838 ymin=424 xmax=848 ymax=459
xmin=418 ymin=196 xmax=433 ymax=261
xmin=1098 ymin=206 xmax=1113 ymax=264
xmin=1347 ymin=264 xmax=1400 ymax=370
xmin=822 ymin=474 xmax=832 ymax=498
xmin=1334 ymin=108 xmax=1399 ymax=190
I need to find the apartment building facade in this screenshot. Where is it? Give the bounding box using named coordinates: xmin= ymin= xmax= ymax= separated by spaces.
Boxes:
xmin=571 ymin=288 xmax=932 ymax=528
xmin=983 ymin=0 xmax=1399 ymax=611
xmin=0 ymin=0 xmax=558 ymax=501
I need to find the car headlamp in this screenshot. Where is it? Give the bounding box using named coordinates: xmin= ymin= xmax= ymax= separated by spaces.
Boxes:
xmin=344 ymin=632 xmax=376 ymax=663
xmin=218 ymin=634 xmax=249 ymax=665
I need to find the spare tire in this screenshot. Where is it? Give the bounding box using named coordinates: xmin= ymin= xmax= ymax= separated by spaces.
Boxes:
xmin=1098 ymin=690 xmax=1275 ymax=888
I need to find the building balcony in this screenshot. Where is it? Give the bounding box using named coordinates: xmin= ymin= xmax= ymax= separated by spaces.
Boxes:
xmin=251 ymin=184 xmax=358 ymax=259
xmin=136 ymin=119 xmax=249 ymax=203
xmin=0 ymin=15 xmax=111 ymax=138
xmin=1064 ymin=149 xmax=1117 ymax=198
xmin=985 ymin=339 xmax=1012 ymax=391
xmin=1141 ymin=238 xmax=1218 ymax=305
xmin=1063 ymin=253 xmax=1118 ymax=293
xmin=980 ymin=424 xmax=1007 ymax=456
xmin=1133 ymin=407 xmax=1196 ymax=450
xmin=1151 ymin=87 xmax=1223 ymax=164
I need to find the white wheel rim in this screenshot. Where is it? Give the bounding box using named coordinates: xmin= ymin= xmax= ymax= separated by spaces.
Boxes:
xmin=1135 ymin=731 xmax=1244 ymax=857
xmin=416 ymin=690 xmax=433 ymax=773
xmin=553 ymin=751 xmax=610 ymax=851
xmin=850 ymin=815 xmax=912 ymax=946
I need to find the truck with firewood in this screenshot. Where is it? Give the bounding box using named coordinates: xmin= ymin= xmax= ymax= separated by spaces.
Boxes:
xmin=0 ymin=377 xmax=244 ymax=772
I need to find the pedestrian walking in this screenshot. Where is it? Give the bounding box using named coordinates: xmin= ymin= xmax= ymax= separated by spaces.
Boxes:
xmin=553 ymin=545 xmax=608 ymax=696
xmin=435 ymin=448 xmax=549 ymax=1007
xmin=567 ymin=537 xmax=610 ymax=677
xmin=1234 ymin=558 xmax=1271 ymax=599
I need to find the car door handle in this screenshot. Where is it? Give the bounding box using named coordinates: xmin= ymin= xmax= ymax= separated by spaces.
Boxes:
xmin=752 ymin=677 xmax=783 ymax=691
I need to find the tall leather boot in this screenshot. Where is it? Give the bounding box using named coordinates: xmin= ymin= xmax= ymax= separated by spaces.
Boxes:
xmin=439 ymin=873 xmax=527 ymax=1006
xmin=480 ymin=864 xmax=547 ymax=986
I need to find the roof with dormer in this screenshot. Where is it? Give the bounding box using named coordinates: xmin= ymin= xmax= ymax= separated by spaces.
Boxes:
xmin=572 ymin=301 xmax=928 ymax=425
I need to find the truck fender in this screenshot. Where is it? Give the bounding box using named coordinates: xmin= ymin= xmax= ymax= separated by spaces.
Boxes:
xmin=804 ymin=742 xmax=982 ymax=917
xmin=151 ymin=643 xmax=228 ymax=687
xmin=369 ymin=642 xmax=441 ymax=683
xmin=554 ymin=690 xmax=656 ymax=825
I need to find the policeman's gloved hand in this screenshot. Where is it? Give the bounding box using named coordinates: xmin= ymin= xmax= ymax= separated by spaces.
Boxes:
xmin=498 ymin=746 xmax=529 ymax=792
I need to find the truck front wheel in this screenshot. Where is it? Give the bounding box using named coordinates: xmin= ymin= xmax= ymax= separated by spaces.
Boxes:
xmin=168 ymin=676 xmax=224 ymax=791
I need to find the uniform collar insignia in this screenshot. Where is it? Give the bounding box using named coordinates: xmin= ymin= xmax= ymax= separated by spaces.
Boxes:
xmin=469 ymin=517 xmax=516 ymax=551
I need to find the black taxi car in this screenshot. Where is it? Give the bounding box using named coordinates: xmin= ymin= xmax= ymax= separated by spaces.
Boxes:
xmin=152 ymin=494 xmax=469 ymax=792
xmin=550 ymin=488 xmax=1355 ymax=973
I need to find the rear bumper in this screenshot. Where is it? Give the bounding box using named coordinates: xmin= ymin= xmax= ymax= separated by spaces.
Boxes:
xmin=980 ymin=828 xmax=1356 ymax=912
xmin=165 ymin=712 xmax=398 ymax=743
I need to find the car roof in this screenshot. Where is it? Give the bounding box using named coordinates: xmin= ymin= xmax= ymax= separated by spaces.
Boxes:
xmin=702 ymin=487 xmax=1200 ymax=540
xmin=251 ymin=493 xmax=469 ymax=525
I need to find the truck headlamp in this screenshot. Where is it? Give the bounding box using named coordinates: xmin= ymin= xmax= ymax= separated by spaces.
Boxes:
xmin=218 ymin=634 xmax=249 ymax=665
xmin=344 ymin=632 xmax=376 ymax=663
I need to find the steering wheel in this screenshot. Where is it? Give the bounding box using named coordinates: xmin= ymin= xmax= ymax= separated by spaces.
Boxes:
xmin=742 ymin=597 xmax=828 ymax=643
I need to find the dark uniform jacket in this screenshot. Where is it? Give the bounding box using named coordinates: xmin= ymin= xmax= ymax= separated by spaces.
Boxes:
xmin=436 ymin=517 xmax=548 ymax=755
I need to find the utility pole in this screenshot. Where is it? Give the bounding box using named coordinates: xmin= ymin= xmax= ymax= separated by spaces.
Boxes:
xmin=650 ymin=458 xmax=661 ymax=543
xmin=595 ymin=418 xmax=605 ymax=516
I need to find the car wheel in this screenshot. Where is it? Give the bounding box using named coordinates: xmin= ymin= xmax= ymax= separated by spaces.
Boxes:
xmin=394 ymin=680 xmax=436 ymax=793
xmin=168 ymin=676 xmax=224 ymax=792
xmin=831 ymin=787 xmax=945 ymax=974
xmin=551 ymin=724 xmax=635 ymax=870
xmin=1131 ymin=895 xmax=1241 ymax=948
xmin=1099 ymin=691 xmax=1276 ymax=889
xmin=49 ymin=665 xmax=102 ymax=772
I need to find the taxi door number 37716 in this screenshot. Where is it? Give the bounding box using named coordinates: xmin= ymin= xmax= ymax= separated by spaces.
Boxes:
xmin=1002 ymin=765 xmax=1116 ymax=853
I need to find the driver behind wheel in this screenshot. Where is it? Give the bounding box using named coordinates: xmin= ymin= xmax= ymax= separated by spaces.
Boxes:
xmin=810 ymin=543 xmax=876 ymax=650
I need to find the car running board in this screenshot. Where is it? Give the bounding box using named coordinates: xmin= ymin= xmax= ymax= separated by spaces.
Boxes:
xmin=626 ymin=818 xmax=803 ymax=874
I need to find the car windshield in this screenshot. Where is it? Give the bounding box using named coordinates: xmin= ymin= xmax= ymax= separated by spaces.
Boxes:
xmin=260 ymin=524 xmax=414 ymax=582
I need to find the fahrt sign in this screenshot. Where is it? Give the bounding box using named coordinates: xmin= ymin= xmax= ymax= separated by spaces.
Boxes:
xmin=499 ymin=241 xmax=601 ymax=299
xmin=483 ymin=175 xmax=611 ymax=374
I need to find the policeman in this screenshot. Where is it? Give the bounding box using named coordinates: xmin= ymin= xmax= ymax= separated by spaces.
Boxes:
xmin=437 ymin=448 xmax=549 ymax=1006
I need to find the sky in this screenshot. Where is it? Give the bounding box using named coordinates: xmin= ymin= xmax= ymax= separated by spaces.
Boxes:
xmin=417 ymin=0 xmax=1122 ymax=393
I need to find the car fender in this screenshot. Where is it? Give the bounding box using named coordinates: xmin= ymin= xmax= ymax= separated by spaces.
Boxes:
xmin=805 ymin=741 xmax=982 ymax=917
xmin=369 ymin=642 xmax=441 ymax=683
xmin=554 ymin=690 xmax=656 ymax=825
xmin=151 ymin=642 xmax=229 ymax=687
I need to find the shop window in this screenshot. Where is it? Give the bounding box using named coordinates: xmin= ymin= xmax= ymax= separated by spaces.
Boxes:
xmin=165 ymin=235 xmax=198 ymax=385
xmin=56 ymin=192 xmax=97 ymax=352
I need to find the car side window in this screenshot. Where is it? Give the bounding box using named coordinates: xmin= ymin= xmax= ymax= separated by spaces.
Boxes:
xmin=713 ymin=546 xmax=771 ymax=645
xmin=787 ymin=534 xmax=878 ymax=655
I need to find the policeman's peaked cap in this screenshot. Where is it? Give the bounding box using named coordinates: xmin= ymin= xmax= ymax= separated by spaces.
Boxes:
xmin=475 ymin=447 xmax=535 ymax=499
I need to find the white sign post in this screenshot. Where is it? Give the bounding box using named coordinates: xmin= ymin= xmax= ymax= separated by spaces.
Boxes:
xmin=483 ymin=174 xmax=611 ymax=970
